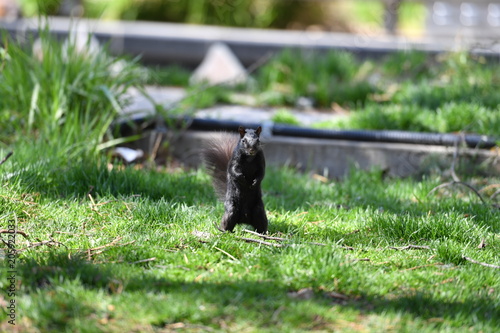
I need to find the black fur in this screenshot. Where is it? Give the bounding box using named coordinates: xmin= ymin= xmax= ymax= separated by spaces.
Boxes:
xmin=202 ymin=126 xmax=268 ymax=233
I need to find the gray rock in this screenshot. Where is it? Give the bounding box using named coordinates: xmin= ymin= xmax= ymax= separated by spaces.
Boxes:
xmin=190 ymin=42 xmax=247 ymax=86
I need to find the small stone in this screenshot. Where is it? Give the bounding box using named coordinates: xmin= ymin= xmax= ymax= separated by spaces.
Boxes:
xmin=191 ymin=230 xmax=211 ymax=240
xmin=324 ymin=291 xmax=348 ymax=300
xmin=296 ymin=96 xmax=314 ymax=110
xmin=62 ymin=26 xmax=101 ymax=61
xmin=477 ymin=239 xmax=486 ymax=249
xmin=190 ymin=42 xmax=247 ymax=86
xmin=32 ymin=23 xmax=101 ymax=62
xmin=288 ymin=287 xmax=314 ymax=300
xmin=113 ymin=147 xmax=144 ymax=163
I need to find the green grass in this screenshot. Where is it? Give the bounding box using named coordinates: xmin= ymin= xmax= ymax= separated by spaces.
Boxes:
xmin=255 ymin=49 xmax=376 ymax=108
xmin=1 ymin=147 xmax=499 ymax=332
xmin=314 ymin=102 xmax=500 ymax=137
xmin=0 ymin=28 xmax=145 ymax=156
xmin=271 ymin=109 xmax=300 ymax=126
xmin=145 ymin=65 xmax=191 ymax=87
xmin=1 ymin=21 xmax=499 ymax=333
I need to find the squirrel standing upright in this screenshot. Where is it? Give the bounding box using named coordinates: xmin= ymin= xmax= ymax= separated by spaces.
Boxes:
xmin=202 ymin=126 xmax=268 ymax=233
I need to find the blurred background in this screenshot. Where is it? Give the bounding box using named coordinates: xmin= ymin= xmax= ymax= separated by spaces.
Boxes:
xmin=1 ymin=1 xmax=499 ymax=174
xmin=1 ymin=0 xmax=499 ymax=40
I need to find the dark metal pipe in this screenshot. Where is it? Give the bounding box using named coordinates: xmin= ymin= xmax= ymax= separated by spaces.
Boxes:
xmin=187 ymin=118 xmax=261 ymax=133
xmin=188 ymin=118 xmax=497 ymax=149
xmin=116 ymin=116 xmax=497 ymax=149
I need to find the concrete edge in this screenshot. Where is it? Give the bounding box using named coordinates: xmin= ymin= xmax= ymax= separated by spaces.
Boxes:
xmin=149 ymin=130 xmax=500 ymax=178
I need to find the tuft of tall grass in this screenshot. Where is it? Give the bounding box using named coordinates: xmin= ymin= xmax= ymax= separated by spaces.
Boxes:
xmin=0 ymin=28 xmax=144 ymax=159
xmin=145 ymin=64 xmax=191 ymax=86
xmin=315 ymin=102 xmax=500 ymax=137
xmin=271 ymin=108 xmax=300 ymax=126
xmin=381 ymin=50 xmax=433 ymax=80
xmin=256 ymin=49 xmax=376 ymax=108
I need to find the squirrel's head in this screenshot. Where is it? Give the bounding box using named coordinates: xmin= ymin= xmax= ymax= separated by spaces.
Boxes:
xmin=238 ymin=126 xmax=262 ymax=156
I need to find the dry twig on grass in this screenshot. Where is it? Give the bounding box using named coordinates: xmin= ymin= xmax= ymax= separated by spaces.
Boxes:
xmin=242 ymin=229 xmax=287 ymax=241
xmin=428 ymin=181 xmax=486 ymax=204
xmin=74 ymin=237 xmax=135 ymax=261
xmin=354 ymin=258 xmax=370 ymax=262
xmin=213 ymin=246 xmax=238 ymax=261
xmin=17 ymin=237 xmax=68 ymax=252
xmin=237 ymin=237 xmax=283 ymax=248
xmin=0 ymin=195 xmax=38 ymax=205
xmin=88 ymin=236 xmax=124 ymax=252
xmin=130 ymin=257 xmax=156 ymax=265
xmin=462 ymin=256 xmax=500 ymax=269
xmin=479 ymin=184 xmax=500 ymax=194
xmin=83 ymin=237 xmax=136 ymax=260
xmin=0 ymin=229 xmax=30 ymax=239
xmin=79 ymin=185 xmax=94 ymax=204
xmin=426 ymin=137 xmax=500 ymax=209
xmin=242 ymin=230 xmax=327 ymax=246
xmin=402 ymin=263 xmax=442 ymax=271
xmin=389 ymin=244 xmax=432 ymax=251
xmin=150 ymin=132 xmax=163 ymax=162
xmin=450 ymin=136 xmax=462 ymax=182
xmin=0 ymin=151 xmax=13 ymax=166
xmin=491 ymin=189 xmax=500 ymax=201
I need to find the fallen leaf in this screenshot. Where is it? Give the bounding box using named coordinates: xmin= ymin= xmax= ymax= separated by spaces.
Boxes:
xmin=324 ymin=291 xmax=349 ymax=300
xmin=288 ymin=287 xmax=314 ymax=300
xmin=478 ymin=239 xmax=487 ymax=249
xmin=312 ymin=174 xmax=328 ymax=183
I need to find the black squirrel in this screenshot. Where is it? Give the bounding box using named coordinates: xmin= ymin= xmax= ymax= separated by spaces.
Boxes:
xmin=202 ymin=126 xmax=268 ymax=233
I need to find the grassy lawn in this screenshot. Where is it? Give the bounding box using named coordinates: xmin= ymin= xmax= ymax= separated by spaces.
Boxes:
xmin=1 ymin=151 xmax=499 ymax=332
xmin=1 ymin=27 xmax=499 ymax=332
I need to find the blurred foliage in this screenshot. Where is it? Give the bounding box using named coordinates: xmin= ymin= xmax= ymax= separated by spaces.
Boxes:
xmin=146 ymin=64 xmax=191 ymax=87
xmin=271 ymin=108 xmax=300 ymax=126
xmin=170 ymin=84 xmax=231 ymax=115
xmin=18 ymin=0 xmax=426 ymax=33
xmin=256 ymin=49 xmax=377 ymax=108
xmin=146 ymin=49 xmax=500 ymax=138
xmin=381 ymin=50 xmax=432 ymax=80
xmin=20 ymin=0 xmax=335 ymax=29
xmin=312 ymin=51 xmax=500 ymax=137
xmin=390 ymin=52 xmax=500 ymax=109
xmin=316 ymin=101 xmax=500 ymax=137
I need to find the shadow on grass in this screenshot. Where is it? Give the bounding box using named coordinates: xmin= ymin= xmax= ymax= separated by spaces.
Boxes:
xmin=265 ymin=166 xmax=499 ymax=233
xmin=11 ymin=159 xmax=214 ymax=206
xmin=12 ymin=155 xmax=496 ymax=231
xmin=12 ymin=253 xmax=500 ymax=331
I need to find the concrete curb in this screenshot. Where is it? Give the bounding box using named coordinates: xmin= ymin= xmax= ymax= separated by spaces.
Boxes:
xmin=148 ymin=131 xmax=499 ymax=178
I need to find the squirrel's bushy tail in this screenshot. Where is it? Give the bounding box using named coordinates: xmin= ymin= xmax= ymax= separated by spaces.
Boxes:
xmin=202 ymin=133 xmax=238 ymax=200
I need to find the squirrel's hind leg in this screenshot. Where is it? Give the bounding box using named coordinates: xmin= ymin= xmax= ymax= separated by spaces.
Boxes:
xmin=220 ymin=207 xmax=238 ymax=232
xmin=251 ymin=203 xmax=268 ymax=234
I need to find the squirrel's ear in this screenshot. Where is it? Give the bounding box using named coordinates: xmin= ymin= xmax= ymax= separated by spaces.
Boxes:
xmin=238 ymin=126 xmax=245 ymax=138
xmin=256 ymin=126 xmax=262 ymax=136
